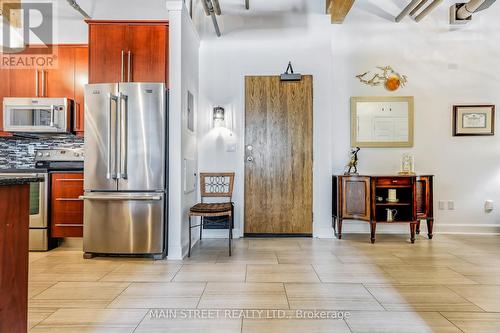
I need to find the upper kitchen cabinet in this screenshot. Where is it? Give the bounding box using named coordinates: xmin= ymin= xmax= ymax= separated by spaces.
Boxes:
xmin=87 ymin=21 xmax=169 ymax=85
xmin=9 ymin=46 xmax=49 ymax=98
xmin=43 ymin=46 xmax=76 ymax=99
xmin=74 ymin=46 xmax=88 ymax=135
xmin=0 ymin=68 xmax=11 ymax=136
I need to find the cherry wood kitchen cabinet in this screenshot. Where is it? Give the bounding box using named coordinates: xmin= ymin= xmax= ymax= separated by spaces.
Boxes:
xmin=43 ymin=46 xmax=76 ymax=100
xmin=87 ymin=20 xmax=169 ymax=85
xmin=74 ymin=46 xmax=89 ymax=135
xmin=0 ymin=67 xmax=11 ymax=136
xmin=416 ymin=175 xmax=434 ymax=238
xmin=333 ymin=175 xmax=434 ymax=244
xmin=8 ymin=46 xmax=47 ymax=98
xmin=51 ymin=173 xmax=84 ymax=238
xmin=0 ymin=45 xmax=88 ymax=136
xmin=9 ymin=67 xmax=38 ymax=98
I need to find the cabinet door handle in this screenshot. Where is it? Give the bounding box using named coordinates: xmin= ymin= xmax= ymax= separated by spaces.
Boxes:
xmin=121 ymin=50 xmax=125 ymax=82
xmin=74 ymin=104 xmax=79 ymax=130
xmin=127 ymin=51 xmax=131 ymax=82
xmin=41 ymin=70 xmax=46 ymax=97
xmin=35 ymin=70 xmax=39 ymax=97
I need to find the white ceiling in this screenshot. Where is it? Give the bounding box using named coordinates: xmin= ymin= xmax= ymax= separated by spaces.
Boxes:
xmin=213 ymin=0 xmax=325 ymax=15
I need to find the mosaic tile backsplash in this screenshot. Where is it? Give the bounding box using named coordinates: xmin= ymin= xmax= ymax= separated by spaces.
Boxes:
xmin=0 ymin=136 xmax=84 ymax=169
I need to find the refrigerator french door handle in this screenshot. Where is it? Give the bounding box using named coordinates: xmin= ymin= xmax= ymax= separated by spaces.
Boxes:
xmin=107 ymin=93 xmax=119 ymax=180
xmin=119 ymin=93 xmax=129 ymax=179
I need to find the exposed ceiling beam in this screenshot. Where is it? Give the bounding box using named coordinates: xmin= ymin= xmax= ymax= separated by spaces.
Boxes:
xmin=326 ymin=0 xmax=355 ymax=24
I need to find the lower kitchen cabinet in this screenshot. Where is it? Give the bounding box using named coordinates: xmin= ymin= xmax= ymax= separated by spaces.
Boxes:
xmin=51 ymin=173 xmax=84 ymax=237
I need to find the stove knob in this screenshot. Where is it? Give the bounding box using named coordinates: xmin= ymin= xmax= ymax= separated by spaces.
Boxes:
xmin=74 ymin=152 xmax=80 ymax=157
xmin=37 ymin=152 xmax=43 ymax=157
xmin=45 ymin=152 xmax=50 ymax=157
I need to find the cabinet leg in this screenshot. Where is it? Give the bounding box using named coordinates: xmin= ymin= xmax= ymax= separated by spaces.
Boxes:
xmin=333 ymin=217 xmax=337 ymax=236
xmin=370 ymin=222 xmax=376 ymax=244
xmin=410 ymin=223 xmax=416 ymax=244
xmin=427 ymin=219 xmax=434 ymax=239
xmin=416 ymin=220 xmax=421 ymax=235
xmin=337 ymin=219 xmax=343 ymax=240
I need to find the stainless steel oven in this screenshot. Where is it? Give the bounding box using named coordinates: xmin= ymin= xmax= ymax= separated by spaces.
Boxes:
xmin=0 ymin=171 xmax=49 ymax=250
xmin=3 ymin=98 xmax=73 ymax=133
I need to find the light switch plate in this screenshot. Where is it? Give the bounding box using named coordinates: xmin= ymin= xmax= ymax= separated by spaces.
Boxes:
xmin=485 ymin=200 xmax=494 ymax=212
xmin=448 ymin=200 xmax=455 ymax=210
xmin=438 ymin=201 xmax=445 ymax=210
xmin=226 ymin=143 xmax=237 ymax=152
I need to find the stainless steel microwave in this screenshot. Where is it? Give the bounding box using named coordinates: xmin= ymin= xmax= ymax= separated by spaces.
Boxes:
xmin=3 ymin=98 xmax=73 ymax=133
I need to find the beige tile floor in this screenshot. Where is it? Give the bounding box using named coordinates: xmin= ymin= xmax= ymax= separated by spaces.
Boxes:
xmin=28 ymin=234 xmax=500 ymax=332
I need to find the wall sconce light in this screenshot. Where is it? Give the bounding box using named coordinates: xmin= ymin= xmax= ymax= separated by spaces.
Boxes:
xmin=213 ymin=106 xmax=225 ymax=127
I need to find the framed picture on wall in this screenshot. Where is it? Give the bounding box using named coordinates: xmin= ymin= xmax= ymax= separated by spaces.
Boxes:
xmin=453 ymin=105 xmax=495 ymax=136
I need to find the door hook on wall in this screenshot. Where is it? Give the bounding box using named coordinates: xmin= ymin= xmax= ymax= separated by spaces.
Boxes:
xmin=280 ymin=61 xmax=302 ymax=81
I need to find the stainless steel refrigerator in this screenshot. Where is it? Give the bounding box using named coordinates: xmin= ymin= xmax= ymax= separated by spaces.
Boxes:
xmin=82 ymin=83 xmax=168 ymax=259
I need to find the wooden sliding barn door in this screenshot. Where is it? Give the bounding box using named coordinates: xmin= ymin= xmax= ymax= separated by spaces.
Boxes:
xmin=244 ymin=75 xmax=313 ymax=235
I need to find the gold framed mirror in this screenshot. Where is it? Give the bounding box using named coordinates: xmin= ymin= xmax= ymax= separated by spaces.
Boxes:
xmin=351 ymin=96 xmax=414 ymax=148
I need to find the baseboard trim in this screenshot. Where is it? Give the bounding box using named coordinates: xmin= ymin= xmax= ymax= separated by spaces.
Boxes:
xmin=167 ymin=245 xmax=184 ymax=260
xmin=434 ymin=223 xmax=500 ymax=235
xmin=244 ymin=233 xmax=313 ymax=238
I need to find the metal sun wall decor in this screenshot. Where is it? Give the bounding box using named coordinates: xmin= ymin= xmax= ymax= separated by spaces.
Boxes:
xmin=356 ymin=66 xmax=408 ymax=91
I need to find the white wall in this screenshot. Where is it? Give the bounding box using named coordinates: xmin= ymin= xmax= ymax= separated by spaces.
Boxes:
xmin=198 ymin=0 xmax=500 ymax=237
xmin=198 ymin=13 xmax=335 ymax=238
xmin=167 ymin=1 xmax=200 ymax=259
xmin=332 ymin=0 xmax=500 ymax=235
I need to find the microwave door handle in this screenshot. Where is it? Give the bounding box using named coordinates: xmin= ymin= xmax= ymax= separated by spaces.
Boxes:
xmin=120 ymin=93 xmax=128 ymax=179
xmin=49 ymin=105 xmax=55 ymax=127
xmin=107 ymin=94 xmax=118 ymax=180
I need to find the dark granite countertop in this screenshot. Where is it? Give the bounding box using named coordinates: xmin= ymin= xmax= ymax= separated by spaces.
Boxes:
xmin=0 ymin=175 xmax=44 ymax=186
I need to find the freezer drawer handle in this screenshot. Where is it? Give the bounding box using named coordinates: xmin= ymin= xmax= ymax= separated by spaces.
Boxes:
xmin=79 ymin=195 xmax=162 ymax=201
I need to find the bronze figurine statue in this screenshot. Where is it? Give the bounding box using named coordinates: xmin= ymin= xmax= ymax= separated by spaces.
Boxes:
xmin=344 ymin=147 xmax=360 ymax=175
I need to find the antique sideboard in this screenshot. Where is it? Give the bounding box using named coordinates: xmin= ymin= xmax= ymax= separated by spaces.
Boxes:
xmin=332 ymin=175 xmax=434 ymax=243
